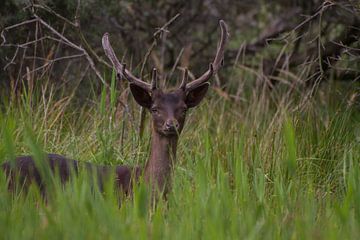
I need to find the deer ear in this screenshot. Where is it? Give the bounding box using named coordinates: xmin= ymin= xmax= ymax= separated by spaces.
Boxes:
xmin=185 ymin=82 xmax=210 ymax=108
xmin=130 ymin=84 xmax=152 ymax=108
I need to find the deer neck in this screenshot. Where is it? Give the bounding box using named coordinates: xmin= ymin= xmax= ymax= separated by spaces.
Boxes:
xmin=144 ymin=128 xmax=178 ymax=192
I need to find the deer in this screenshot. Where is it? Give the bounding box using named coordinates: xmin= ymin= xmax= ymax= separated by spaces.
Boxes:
xmin=1 ymin=20 xmax=229 ymax=198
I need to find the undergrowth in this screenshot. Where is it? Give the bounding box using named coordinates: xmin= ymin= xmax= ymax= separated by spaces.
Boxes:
xmin=0 ymin=78 xmax=359 ymax=239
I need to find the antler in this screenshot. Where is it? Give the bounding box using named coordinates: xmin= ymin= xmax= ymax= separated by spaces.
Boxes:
xmin=185 ymin=20 xmax=229 ymax=92
xmin=102 ymin=20 xmax=228 ymax=93
xmin=102 ymin=33 xmax=151 ymax=91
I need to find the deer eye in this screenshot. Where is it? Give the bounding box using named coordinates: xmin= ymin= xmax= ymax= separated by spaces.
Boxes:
xmin=151 ymin=107 xmax=159 ymax=114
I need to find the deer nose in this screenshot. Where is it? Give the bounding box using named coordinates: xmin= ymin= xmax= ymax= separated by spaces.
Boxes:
xmin=165 ymin=119 xmax=179 ymax=131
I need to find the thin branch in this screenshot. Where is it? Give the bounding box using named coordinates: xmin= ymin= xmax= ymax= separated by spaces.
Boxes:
xmin=277 ymin=1 xmax=335 ymax=41
xmin=140 ymin=41 xmax=157 ymax=78
xmin=4 ymin=46 xmax=19 ymax=70
xmin=29 ymin=3 xmax=111 ymax=69
xmin=74 ymin=0 xmax=81 ymax=26
xmin=19 ymin=54 xmax=85 ymax=79
xmin=153 ymin=13 xmax=180 ymax=38
xmin=27 ymin=4 xmax=78 ymax=27
xmin=34 ymin=14 xmax=107 ymax=85
xmin=167 ymin=47 xmax=184 ymax=82
xmin=1 ymin=18 xmax=38 ymax=46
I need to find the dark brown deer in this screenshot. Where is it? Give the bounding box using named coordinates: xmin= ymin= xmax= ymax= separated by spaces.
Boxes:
xmin=1 ymin=20 xmax=229 ymax=197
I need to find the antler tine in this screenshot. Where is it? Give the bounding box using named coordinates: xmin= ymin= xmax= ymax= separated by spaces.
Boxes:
xmin=185 ymin=20 xmax=229 ymax=91
xmin=102 ymin=33 xmax=151 ymax=91
xmin=180 ymin=68 xmax=188 ymax=91
xmin=151 ymin=68 xmax=157 ymax=90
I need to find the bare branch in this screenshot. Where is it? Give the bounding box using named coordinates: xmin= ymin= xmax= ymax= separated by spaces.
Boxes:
xmin=4 ymin=46 xmax=20 ymax=70
xmin=29 ymin=4 xmax=78 ymax=27
xmin=33 ymin=14 xmax=106 ymax=85
xmin=1 ymin=18 xmax=38 ymax=46
xmin=153 ymin=13 xmax=181 ymax=38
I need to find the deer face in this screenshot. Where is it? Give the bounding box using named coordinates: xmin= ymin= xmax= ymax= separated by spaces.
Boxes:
xmin=102 ymin=20 xmax=228 ymax=136
xmin=150 ymin=89 xmax=187 ymax=136
xmin=129 ymin=82 xmax=210 ymax=136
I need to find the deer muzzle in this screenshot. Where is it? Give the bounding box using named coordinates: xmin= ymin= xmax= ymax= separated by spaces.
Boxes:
xmin=164 ymin=119 xmax=180 ymax=133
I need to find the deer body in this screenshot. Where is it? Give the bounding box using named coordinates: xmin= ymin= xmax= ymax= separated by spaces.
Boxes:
xmin=1 ymin=20 xmax=229 ymax=197
xmin=2 ymin=154 xmax=140 ymax=195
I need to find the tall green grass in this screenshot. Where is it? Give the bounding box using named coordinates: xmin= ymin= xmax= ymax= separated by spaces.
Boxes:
xmin=0 ymin=79 xmax=359 ymax=239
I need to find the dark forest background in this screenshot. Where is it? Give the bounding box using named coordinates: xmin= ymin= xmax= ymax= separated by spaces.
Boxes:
xmin=0 ymin=0 xmax=359 ymax=105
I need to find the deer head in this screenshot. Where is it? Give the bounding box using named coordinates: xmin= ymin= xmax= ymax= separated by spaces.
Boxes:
xmin=102 ymin=20 xmax=229 ymax=137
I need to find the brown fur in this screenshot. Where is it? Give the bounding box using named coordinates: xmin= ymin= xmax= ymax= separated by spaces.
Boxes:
xmin=1 ymin=154 xmax=141 ymax=195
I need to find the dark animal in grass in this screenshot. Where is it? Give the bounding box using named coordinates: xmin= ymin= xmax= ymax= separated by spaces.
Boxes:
xmin=1 ymin=20 xmax=229 ymax=198
xmin=2 ymin=154 xmax=141 ymax=196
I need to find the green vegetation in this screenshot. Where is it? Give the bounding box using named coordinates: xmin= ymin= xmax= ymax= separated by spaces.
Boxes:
xmin=0 ymin=0 xmax=359 ymax=238
xmin=1 ymin=78 xmax=359 ymax=239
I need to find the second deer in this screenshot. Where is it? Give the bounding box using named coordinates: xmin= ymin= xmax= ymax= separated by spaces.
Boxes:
xmin=2 ymin=20 xmax=229 ymax=197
